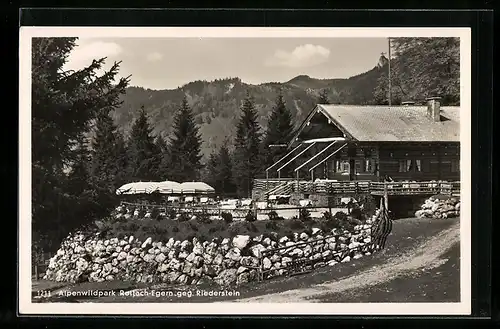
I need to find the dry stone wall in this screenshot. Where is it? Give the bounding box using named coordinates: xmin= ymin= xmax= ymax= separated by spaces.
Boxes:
xmin=43 ymin=224 xmax=374 ymax=287
xmin=415 ymin=196 xmax=460 ymax=219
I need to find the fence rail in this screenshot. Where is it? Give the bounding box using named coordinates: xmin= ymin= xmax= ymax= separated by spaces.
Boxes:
xmin=118 ymin=201 xmax=341 ymax=219
xmin=254 ymin=179 xmax=461 ymax=197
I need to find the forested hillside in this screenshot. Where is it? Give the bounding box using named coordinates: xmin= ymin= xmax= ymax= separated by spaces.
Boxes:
xmin=112 ymin=65 xmax=385 ymax=157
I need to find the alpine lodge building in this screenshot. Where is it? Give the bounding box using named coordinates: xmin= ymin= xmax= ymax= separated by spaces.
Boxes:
xmin=253 ymin=97 xmax=460 ymax=214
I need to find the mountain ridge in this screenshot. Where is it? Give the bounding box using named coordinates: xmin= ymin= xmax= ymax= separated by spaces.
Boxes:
xmin=112 ymin=65 xmax=385 ymax=158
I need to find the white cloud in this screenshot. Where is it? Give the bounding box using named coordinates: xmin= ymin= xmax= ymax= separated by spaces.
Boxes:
xmin=63 ymin=40 xmax=123 ymax=72
xmin=146 ymin=52 xmax=163 ymax=62
xmin=266 ymin=44 xmax=331 ymax=68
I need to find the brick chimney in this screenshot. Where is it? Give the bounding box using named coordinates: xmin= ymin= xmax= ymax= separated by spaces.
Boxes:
xmin=426 ymin=97 xmax=442 ymax=122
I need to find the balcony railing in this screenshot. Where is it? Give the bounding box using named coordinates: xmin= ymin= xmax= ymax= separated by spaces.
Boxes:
xmin=253 ymin=179 xmax=461 ymax=196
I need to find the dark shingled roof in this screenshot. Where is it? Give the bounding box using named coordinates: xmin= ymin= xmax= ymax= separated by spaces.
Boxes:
xmin=310 ymin=104 xmax=460 ymax=142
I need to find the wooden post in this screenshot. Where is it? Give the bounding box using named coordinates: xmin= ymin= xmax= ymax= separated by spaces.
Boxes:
xmin=384 ymin=182 xmax=389 ymax=210
xmin=388 ymin=37 xmax=392 ymax=106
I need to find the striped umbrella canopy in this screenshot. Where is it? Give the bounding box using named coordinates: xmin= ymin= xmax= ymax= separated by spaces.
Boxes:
xmin=179 ymin=182 xmax=215 ymax=194
xmin=116 ymin=182 xmax=157 ymax=195
xmin=149 ymin=181 xmax=183 ymax=194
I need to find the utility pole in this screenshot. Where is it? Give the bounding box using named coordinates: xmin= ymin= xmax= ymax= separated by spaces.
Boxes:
xmin=388 ymin=37 xmax=392 ymax=106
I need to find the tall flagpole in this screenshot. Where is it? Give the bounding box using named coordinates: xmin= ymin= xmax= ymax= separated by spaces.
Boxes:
xmin=388 ymin=37 xmax=392 ymax=106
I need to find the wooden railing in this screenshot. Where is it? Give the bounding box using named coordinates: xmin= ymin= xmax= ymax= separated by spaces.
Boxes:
xmin=254 ymin=179 xmax=461 ymax=196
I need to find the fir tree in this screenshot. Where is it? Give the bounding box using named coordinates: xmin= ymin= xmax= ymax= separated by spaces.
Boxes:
xmin=262 ymin=93 xmax=294 ymax=173
xmin=206 ymin=150 xmax=219 ymax=192
xmin=154 ymin=134 xmax=170 ymax=180
xmin=217 ymin=143 xmax=235 ymax=197
xmin=168 ymin=97 xmax=203 ymax=182
xmin=127 ymin=106 xmax=158 ymax=181
xmin=207 ymin=143 xmax=235 ymax=197
xmin=232 ymin=92 xmax=262 ymax=197
xmin=318 ymin=89 xmax=330 ymax=104
xmin=31 ymin=37 xmax=129 ymax=251
xmin=114 ymin=131 xmax=129 ymax=186
xmin=90 ymin=110 xmax=128 ymax=193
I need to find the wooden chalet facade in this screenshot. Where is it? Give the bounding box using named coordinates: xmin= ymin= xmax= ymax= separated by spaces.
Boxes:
xmin=255 ymin=98 xmax=460 ymax=199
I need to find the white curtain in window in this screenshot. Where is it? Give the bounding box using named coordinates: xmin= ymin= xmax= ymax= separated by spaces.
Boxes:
xmin=415 ymin=159 xmax=422 ymax=172
xmin=365 ymin=159 xmax=372 ymax=172
xmin=406 ymin=160 xmax=412 ymax=172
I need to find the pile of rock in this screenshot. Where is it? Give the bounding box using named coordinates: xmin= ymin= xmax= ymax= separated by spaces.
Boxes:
xmin=44 ymin=225 xmax=374 ymax=287
xmin=415 ymin=196 xmax=460 ymax=219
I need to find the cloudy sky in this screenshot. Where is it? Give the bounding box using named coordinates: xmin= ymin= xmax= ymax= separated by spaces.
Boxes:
xmin=63 ymin=38 xmax=390 ymax=90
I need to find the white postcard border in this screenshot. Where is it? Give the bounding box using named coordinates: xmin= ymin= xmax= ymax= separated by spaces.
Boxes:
xmin=19 ymin=26 xmax=472 ymax=315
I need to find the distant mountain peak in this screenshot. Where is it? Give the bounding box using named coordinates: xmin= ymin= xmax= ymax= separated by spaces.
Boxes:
xmin=287 ymin=74 xmax=311 ymax=83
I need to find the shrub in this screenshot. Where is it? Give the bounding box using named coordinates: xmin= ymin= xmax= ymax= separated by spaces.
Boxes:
xmin=185 ymin=219 xmax=199 ymax=232
xmin=150 ymin=207 xmax=160 ymax=220
xmin=177 ymin=212 xmax=190 ymax=222
xmin=245 ymin=210 xmax=257 ymax=222
xmin=349 ymin=208 xmax=364 ymax=222
xmin=165 ymin=208 xmax=177 ymax=220
xmin=333 ymin=211 xmax=348 ymax=221
xmin=198 ymin=234 xmax=210 ymax=242
xmin=248 ymin=222 xmax=258 ymax=233
xmin=268 ymin=211 xmax=279 ymax=220
xmin=322 ymin=211 xmax=333 ymax=221
xmin=137 ymin=208 xmax=147 ymax=219
xmin=299 ymin=208 xmax=311 ymax=221
xmin=286 ymin=218 xmax=305 ymax=231
xmin=196 ymin=211 xmax=212 ymax=224
xmin=266 ymin=221 xmax=279 ymax=230
xmin=221 ymin=212 xmax=233 ymax=224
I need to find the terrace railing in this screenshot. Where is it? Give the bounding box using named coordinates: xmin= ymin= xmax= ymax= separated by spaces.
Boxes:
xmin=254 ymin=179 xmax=461 ymax=197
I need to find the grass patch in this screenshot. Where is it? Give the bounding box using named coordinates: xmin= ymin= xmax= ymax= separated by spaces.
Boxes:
xmin=93 ymin=211 xmax=364 ymax=243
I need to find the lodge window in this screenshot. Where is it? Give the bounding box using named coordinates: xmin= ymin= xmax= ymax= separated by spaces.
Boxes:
xmin=355 ymin=160 xmax=362 ymax=173
xmin=398 ymin=159 xmax=422 ymax=172
xmin=415 ymin=159 xmax=422 ymax=172
xmin=335 ymin=160 xmax=350 ymax=173
xmin=451 ymin=159 xmax=460 ymax=172
xmin=364 ymin=159 xmax=374 ymax=173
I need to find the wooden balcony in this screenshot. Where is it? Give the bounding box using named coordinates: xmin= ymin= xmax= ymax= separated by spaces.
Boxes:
xmin=254 ymin=179 xmax=461 ymax=197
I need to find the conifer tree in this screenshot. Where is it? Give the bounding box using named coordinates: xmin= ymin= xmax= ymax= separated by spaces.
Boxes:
xmin=127 ymin=106 xmax=158 ymax=181
xmin=217 ymin=143 xmax=235 ymax=197
xmin=232 ymin=92 xmax=262 ymax=197
xmin=207 ymin=143 xmax=235 ymax=197
xmin=206 ymin=150 xmax=219 ymax=192
xmin=319 ymin=88 xmax=330 ymax=104
xmin=262 ymin=93 xmax=294 ymax=173
xmin=154 ymin=134 xmax=170 ymax=180
xmin=90 ymin=110 xmax=128 ymax=193
xmin=168 ymin=97 xmax=203 ymax=182
xmin=31 ymin=37 xmax=128 ymax=251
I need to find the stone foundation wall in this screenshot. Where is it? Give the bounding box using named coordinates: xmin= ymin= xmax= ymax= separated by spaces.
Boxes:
xmin=415 ymin=196 xmax=460 ymax=219
xmin=43 ymin=224 xmax=374 ymax=287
